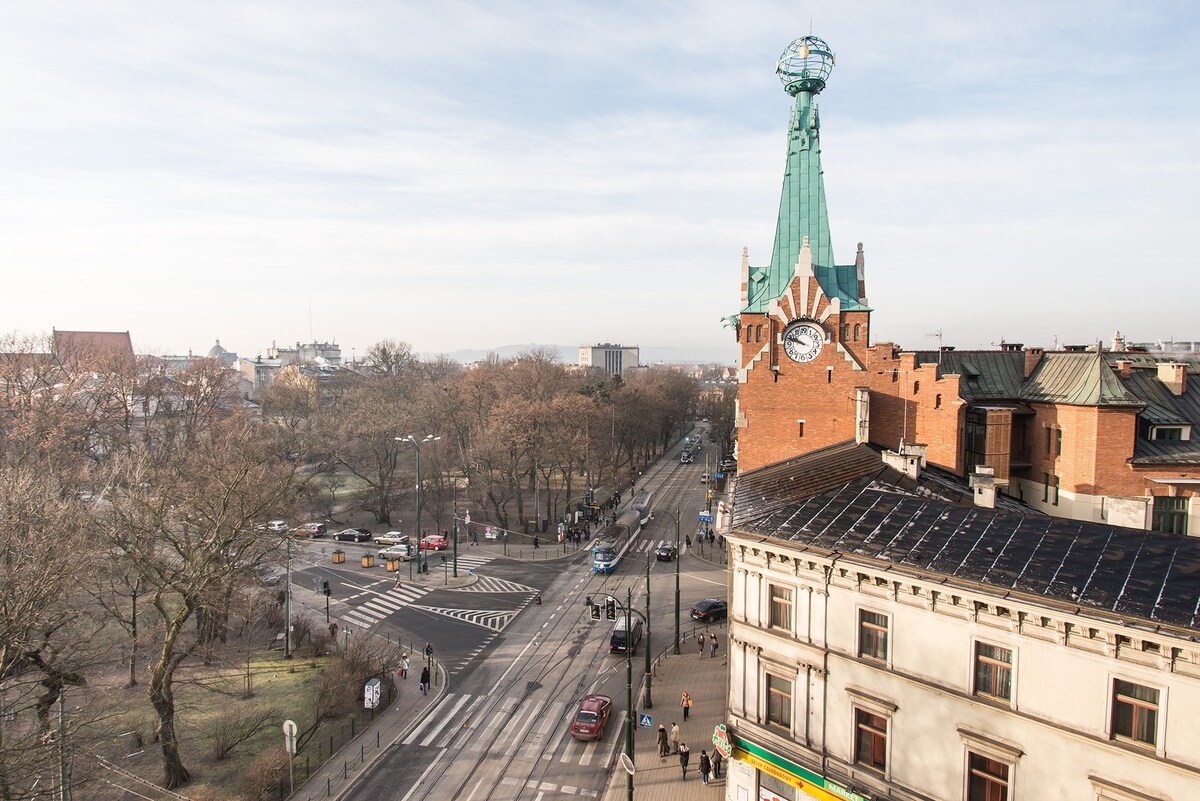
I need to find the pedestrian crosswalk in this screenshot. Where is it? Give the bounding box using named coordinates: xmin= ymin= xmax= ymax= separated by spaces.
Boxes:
xmin=402 ymin=692 xmax=618 ymax=770
xmin=409 ymin=605 xmax=518 ymax=632
xmin=455 ymin=575 xmax=538 ymax=594
xmin=341 ymin=583 xmax=430 ymax=630
xmin=627 ymin=539 xmax=692 ymax=554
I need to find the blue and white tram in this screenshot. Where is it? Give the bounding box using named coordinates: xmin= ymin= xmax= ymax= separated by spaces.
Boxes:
xmin=630 ymin=490 xmax=654 ymax=527
xmin=593 ymin=508 xmax=643 ymax=573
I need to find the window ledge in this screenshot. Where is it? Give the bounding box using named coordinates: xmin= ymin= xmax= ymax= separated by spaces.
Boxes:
xmin=846 ymin=685 xmax=898 ymax=714
xmin=957 ymin=727 xmax=1024 ymax=761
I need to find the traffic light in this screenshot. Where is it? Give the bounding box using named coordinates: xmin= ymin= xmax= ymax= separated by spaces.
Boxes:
xmin=590 ymin=603 xmax=601 ymax=621
xmin=321 ymin=580 xmax=331 ymax=597
xmin=605 ymin=596 xmax=616 ymax=620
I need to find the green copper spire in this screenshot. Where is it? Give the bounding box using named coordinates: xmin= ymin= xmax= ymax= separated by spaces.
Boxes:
xmin=742 ymin=36 xmax=866 ymax=315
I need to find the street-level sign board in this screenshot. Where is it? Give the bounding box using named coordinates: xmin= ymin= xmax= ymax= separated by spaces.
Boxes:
xmin=714 ymin=472 xmax=726 ymax=479
xmin=698 ymin=513 xmax=714 ymax=523
xmin=282 ymin=719 xmax=298 ymax=755
xmin=364 ymin=678 xmax=381 ymax=710
xmin=638 ymin=713 xmax=652 ymax=729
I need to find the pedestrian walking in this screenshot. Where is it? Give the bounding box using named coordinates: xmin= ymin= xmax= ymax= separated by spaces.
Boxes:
xmin=681 ymin=690 xmax=693 ymax=721
xmin=678 ymin=743 xmax=691 ymax=780
xmin=699 ymin=750 xmax=712 ymax=785
xmin=699 ymin=635 xmax=705 ymax=658
xmin=399 ymin=654 xmax=410 ymax=679
xmin=670 ymin=722 xmax=681 ymax=754
xmin=419 ymin=665 xmax=430 ymax=695
xmin=709 ymin=633 xmax=719 ymax=658
xmin=656 ymin=724 xmax=670 ymax=757
xmin=712 ymin=749 xmax=723 ymax=779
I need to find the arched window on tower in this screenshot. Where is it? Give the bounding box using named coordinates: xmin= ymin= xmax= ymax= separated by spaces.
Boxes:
xmin=756 ymin=325 xmax=763 ymax=343
xmin=854 ymin=324 xmax=861 ymax=341
xmin=891 ymin=370 xmax=898 ymax=383
xmin=913 ymin=380 xmax=920 ymax=395
xmin=935 ymin=394 xmax=942 ymax=409
xmin=842 ymin=323 xmax=850 ymax=341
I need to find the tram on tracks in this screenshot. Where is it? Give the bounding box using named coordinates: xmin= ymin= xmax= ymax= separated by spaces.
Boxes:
xmin=593 ymin=508 xmax=643 ymax=573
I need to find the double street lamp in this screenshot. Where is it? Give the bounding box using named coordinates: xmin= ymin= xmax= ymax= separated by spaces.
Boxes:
xmin=654 ymin=508 xmax=683 ymax=655
xmin=396 ymin=434 xmax=441 ymax=579
xmin=586 ymin=588 xmax=645 ymax=801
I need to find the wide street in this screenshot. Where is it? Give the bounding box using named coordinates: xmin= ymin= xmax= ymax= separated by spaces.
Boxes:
xmin=292 ymin=428 xmax=728 ymax=800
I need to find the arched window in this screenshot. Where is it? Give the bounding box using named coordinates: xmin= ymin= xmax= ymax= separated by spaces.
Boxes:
xmin=756 ymin=325 xmax=763 ymax=343
xmin=891 ymin=370 xmax=898 ymax=383
xmin=854 ymin=324 xmax=861 ymax=341
xmin=842 ymin=323 xmax=850 ymax=341
xmin=913 ymin=381 xmax=920 ymax=395
xmin=935 ymin=394 xmax=942 ymax=409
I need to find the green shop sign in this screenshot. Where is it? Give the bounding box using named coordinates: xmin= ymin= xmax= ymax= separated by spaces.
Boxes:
xmin=732 ymin=732 xmax=869 ymax=801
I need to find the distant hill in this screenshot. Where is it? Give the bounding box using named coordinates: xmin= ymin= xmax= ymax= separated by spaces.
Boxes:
xmin=421 ymin=344 xmax=737 ymax=366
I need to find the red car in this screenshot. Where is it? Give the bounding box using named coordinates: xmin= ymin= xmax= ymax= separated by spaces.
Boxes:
xmin=569 ymin=694 xmax=612 ymax=741
xmin=420 ymin=534 xmax=449 ymax=550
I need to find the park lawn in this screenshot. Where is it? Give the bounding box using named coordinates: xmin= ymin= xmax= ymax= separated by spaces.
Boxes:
xmin=95 ymin=654 xmax=326 ymax=800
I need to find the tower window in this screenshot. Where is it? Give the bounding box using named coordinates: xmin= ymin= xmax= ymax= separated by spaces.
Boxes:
xmin=853 ymin=324 xmax=861 ymax=341
xmin=913 ymin=380 xmax=919 ymax=395
xmin=935 ymin=394 xmax=942 ymax=409
xmin=797 ymin=420 xmax=805 ymax=438
xmin=842 ymin=323 xmax=850 ymax=341
xmin=756 ymin=325 xmax=763 ymax=343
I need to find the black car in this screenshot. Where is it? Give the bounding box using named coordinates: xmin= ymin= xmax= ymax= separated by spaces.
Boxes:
xmin=655 ymin=544 xmax=677 ymax=562
xmin=690 ymin=598 xmax=727 ymax=623
xmin=334 ymin=527 xmax=373 ymax=542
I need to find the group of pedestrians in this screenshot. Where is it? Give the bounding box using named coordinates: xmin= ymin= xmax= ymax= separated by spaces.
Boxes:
xmin=653 ymin=688 xmax=723 ymax=786
xmin=698 ymin=632 xmax=719 ymax=659
xmin=395 ymin=645 xmax=434 ymax=696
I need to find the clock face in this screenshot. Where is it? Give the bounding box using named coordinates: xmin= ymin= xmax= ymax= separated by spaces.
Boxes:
xmin=782 ymin=322 xmax=824 ymax=363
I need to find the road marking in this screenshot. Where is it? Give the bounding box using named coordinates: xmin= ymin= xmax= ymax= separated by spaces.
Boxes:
xmin=397 ymin=758 xmax=444 ymax=801
xmin=402 ymin=694 xmax=459 ymax=745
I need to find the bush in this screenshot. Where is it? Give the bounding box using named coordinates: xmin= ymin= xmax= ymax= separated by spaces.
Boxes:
xmin=239 ymin=746 xmax=290 ymax=800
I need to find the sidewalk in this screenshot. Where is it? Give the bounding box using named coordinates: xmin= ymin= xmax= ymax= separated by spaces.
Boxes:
xmin=602 ymin=640 xmax=730 ymax=801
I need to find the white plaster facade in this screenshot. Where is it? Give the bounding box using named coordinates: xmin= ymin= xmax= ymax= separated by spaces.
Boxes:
xmin=724 ymin=534 xmax=1200 ymax=801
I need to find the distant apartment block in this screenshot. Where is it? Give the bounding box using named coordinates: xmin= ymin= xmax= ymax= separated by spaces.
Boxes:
xmin=579 ymin=343 xmax=639 ymax=377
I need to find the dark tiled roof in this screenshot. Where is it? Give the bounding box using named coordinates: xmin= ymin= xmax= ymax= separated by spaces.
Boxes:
xmin=1123 ymin=366 xmax=1200 ymax=464
xmin=737 ymin=470 xmax=1200 ymax=632
xmin=1020 ymin=352 xmax=1141 ymax=406
xmin=912 ymin=350 xmax=1025 ymax=401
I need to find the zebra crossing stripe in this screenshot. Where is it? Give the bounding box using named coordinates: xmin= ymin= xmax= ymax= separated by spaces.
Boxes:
xmin=419 ymin=693 xmax=477 ymax=747
xmin=402 ymin=694 xmax=462 ymax=745
xmin=456 ymin=576 xmax=538 ymax=593
xmin=410 ymin=606 xmax=516 ymax=632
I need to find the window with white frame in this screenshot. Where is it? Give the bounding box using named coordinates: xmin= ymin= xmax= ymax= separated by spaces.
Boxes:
xmin=858 ymin=609 xmax=889 ymax=661
xmin=973 ymin=642 xmax=1013 ymax=701
xmin=768 ymin=584 xmax=793 ymax=631
xmin=765 ymin=673 xmax=792 ymax=729
xmin=1111 ymin=679 xmax=1159 ymax=747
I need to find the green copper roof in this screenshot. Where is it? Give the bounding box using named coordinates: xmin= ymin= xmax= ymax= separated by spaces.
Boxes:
xmin=743 ymin=37 xmax=867 ymax=315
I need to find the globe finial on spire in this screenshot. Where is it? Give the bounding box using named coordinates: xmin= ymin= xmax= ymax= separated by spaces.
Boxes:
xmin=776 ymin=35 xmax=834 ymax=95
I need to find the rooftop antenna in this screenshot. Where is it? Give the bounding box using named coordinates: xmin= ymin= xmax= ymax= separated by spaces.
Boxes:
xmin=924 ymin=329 xmax=943 ymax=363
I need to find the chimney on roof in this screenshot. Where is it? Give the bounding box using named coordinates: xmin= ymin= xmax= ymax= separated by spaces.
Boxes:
xmin=970 ymin=467 xmax=998 ymax=509
xmin=1157 ymin=362 xmax=1187 ymax=396
xmin=1115 ymin=360 xmax=1133 ymax=379
xmin=855 ymin=387 xmax=870 ymax=444
xmin=881 ymin=443 xmax=925 ymax=480
xmin=1024 ymin=347 xmax=1044 ymax=378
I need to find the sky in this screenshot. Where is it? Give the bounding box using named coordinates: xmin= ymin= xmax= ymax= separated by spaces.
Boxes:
xmin=2 ymin=1 xmax=1198 ymax=361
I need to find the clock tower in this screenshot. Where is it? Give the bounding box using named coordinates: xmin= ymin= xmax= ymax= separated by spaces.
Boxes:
xmin=733 ymin=36 xmax=873 ymax=472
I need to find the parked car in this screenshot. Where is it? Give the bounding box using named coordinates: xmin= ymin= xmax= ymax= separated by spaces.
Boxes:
xmin=690 ymin=598 xmax=727 ymax=623
xmin=256 ymin=519 xmax=289 ymax=533
xmin=375 ymin=531 xmax=408 ymax=546
xmin=334 ymin=528 xmax=373 ymax=542
xmin=420 ymin=534 xmax=449 ymax=550
xmin=569 ymin=694 xmax=612 ymax=741
xmin=378 ymin=544 xmax=414 ymax=561
xmin=294 ymin=522 xmax=327 ymax=538
xmin=655 ymin=544 xmax=677 ymax=562
xmin=700 ymin=473 xmax=710 ymax=484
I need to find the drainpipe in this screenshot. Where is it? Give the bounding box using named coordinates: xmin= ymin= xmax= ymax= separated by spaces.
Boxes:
xmin=820 ymin=553 xmax=840 ymax=778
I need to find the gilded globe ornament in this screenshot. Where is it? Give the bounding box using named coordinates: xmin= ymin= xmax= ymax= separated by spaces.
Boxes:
xmin=776 ymin=35 xmax=834 ymax=95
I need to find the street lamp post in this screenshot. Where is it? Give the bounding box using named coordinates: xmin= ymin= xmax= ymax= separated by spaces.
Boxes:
xmin=644 ymin=550 xmax=652 ymax=709
xmin=624 ymin=587 xmax=634 ymax=801
xmin=656 ymin=509 xmax=683 ymax=654
xmin=396 ymin=434 xmax=441 ymax=578
xmin=283 ymin=536 xmax=292 ymax=659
